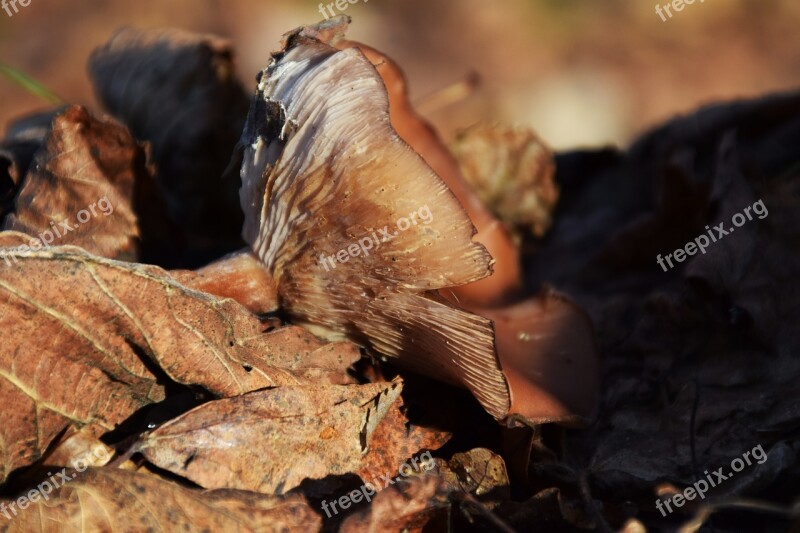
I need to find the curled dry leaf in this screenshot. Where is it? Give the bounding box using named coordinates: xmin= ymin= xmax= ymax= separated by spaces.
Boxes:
xmin=137 ymin=380 xmax=403 ymax=494
xmin=40 ymin=430 xmax=114 ymax=471
xmin=89 ymin=27 xmax=249 ymax=249
xmin=450 ymin=123 xmax=559 ymax=239
xmin=355 ymin=395 xmax=451 ymax=483
xmin=0 ymin=233 xmax=355 ymax=480
xmin=238 ymin=17 xmax=510 ymax=419
xmin=3 ymin=106 xmax=151 ymax=261
xmin=339 ymin=474 xmax=449 ymax=533
xmin=0 ymin=109 xmax=61 ymax=223
xmin=436 ymin=447 xmax=510 ymax=501
xmin=2 ymin=468 xmax=320 ymax=532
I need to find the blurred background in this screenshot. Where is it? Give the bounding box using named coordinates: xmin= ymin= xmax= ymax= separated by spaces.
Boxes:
xmin=1 ymin=0 xmax=800 ymax=149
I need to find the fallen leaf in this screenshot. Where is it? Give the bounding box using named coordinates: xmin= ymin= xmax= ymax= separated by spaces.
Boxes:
xmin=1 ymin=467 xmax=320 ymax=532
xmin=137 ymin=380 xmax=403 ymax=494
xmin=171 ymin=250 xmax=280 ymax=315
xmin=3 ymin=106 xmax=152 ymax=261
xmin=355 ymin=396 xmax=451 ymax=482
xmin=0 ymin=235 xmax=337 ymax=481
xmin=339 ymin=474 xmax=449 ymax=533
xmin=437 ymin=448 xmax=510 ymax=501
xmin=450 ymin=123 xmax=558 ymax=239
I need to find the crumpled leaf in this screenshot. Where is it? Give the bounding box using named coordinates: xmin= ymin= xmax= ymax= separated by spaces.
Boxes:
xmin=0 ymin=234 xmax=347 ymax=481
xmin=436 ymin=448 xmax=510 ymax=501
xmin=0 ymin=108 xmax=62 ymax=224
xmin=3 ymin=106 xmax=156 ymax=261
xmin=136 ymin=380 xmax=403 ymax=494
xmin=339 ymin=474 xmax=449 ymax=533
xmin=355 ymin=395 xmax=451 ymax=482
xmin=89 ymin=27 xmax=249 ymax=259
xmin=2 ymin=468 xmax=320 ymax=532
xmin=450 ymin=123 xmax=558 ymax=239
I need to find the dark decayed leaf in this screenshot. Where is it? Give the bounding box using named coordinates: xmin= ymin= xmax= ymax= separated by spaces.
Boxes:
xmin=89 ymin=27 xmax=250 ymax=263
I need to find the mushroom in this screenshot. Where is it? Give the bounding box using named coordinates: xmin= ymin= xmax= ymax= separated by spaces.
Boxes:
xmin=198 ymin=17 xmax=598 ymax=425
xmin=237 ymin=17 xmax=510 ymax=419
xmin=338 ymin=25 xmax=599 ymax=424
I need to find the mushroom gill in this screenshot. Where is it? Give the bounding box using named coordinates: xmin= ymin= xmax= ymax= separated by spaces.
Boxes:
xmin=339 ymin=29 xmax=600 ymax=425
xmin=238 ymin=17 xmax=510 ymax=419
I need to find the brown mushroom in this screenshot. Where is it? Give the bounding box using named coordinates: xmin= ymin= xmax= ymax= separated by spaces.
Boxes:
xmin=337 ymin=39 xmax=523 ymax=309
xmin=198 ymin=17 xmax=598 ymax=425
xmin=237 ymin=17 xmax=510 ymax=419
xmin=339 ymin=26 xmax=599 ymax=424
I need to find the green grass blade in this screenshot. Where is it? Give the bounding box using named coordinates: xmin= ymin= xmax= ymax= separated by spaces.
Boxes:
xmin=0 ymin=63 xmax=62 ymax=104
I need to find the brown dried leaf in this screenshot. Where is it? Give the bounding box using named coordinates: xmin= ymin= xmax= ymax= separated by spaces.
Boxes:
xmin=2 ymin=468 xmax=320 ymax=532
xmin=0 ymin=234 xmax=332 ymax=481
xmin=3 ymin=106 xmax=153 ymax=261
xmin=437 ymin=448 xmax=510 ymax=500
xmin=171 ymin=250 xmax=280 ymax=315
xmin=339 ymin=474 xmax=449 ymax=533
xmin=355 ymin=396 xmax=450 ymax=482
xmin=137 ymin=380 xmax=403 ymax=495
xmin=40 ymin=431 xmax=114 ymax=471
xmin=237 ymin=324 xmax=362 ymax=385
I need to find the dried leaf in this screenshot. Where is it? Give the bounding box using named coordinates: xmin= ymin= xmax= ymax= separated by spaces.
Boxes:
xmin=437 ymin=448 xmax=510 ymax=500
xmin=137 ymin=380 xmax=403 ymax=494
xmin=3 ymin=106 xmax=156 ymax=261
xmin=0 ymin=235 xmax=335 ymax=480
xmin=171 ymin=250 xmax=280 ymax=315
xmin=355 ymin=396 xmax=451 ymax=482
xmin=339 ymin=475 xmax=449 ymax=532
xmin=2 ymin=468 xmax=320 ymax=532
